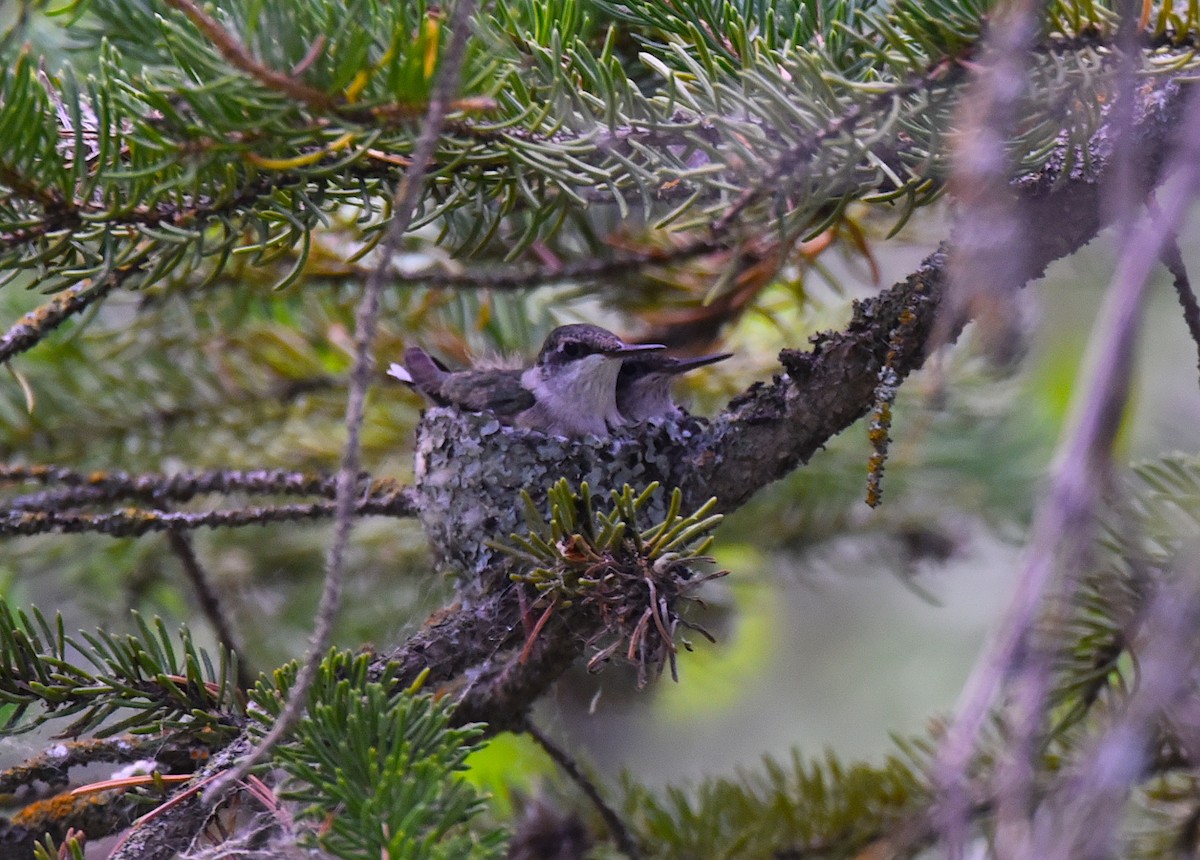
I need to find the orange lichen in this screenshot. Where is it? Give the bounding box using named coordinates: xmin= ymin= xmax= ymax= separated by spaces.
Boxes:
xmin=13 ymin=788 xmax=111 ymax=830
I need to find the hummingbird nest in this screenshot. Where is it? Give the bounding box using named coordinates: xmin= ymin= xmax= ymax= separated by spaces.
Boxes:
xmin=498 ymin=481 xmax=727 ymax=687
xmin=413 ymin=407 xmax=710 ymax=601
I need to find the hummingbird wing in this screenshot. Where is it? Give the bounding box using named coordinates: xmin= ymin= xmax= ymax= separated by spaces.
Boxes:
xmin=439 ymin=369 xmax=535 ymax=417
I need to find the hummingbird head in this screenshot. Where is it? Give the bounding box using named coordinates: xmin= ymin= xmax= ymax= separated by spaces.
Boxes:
xmin=534 ymin=324 xmax=664 ymax=371
xmin=615 ymin=351 xmax=732 ymax=422
xmin=523 ymin=325 xmax=665 ymax=431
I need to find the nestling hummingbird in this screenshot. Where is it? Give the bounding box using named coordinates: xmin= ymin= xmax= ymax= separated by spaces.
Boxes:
xmin=615 ymin=351 xmax=733 ymax=423
xmin=389 ymin=324 xmax=665 ymax=438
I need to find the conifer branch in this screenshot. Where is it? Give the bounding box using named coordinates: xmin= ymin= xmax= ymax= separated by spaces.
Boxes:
xmin=5 ymin=788 xmax=141 ymax=858
xmin=0 ymin=465 xmax=417 ymax=537
xmin=0 ymin=494 xmax=416 ymax=538
xmin=0 ymin=277 xmax=120 ymax=365
xmin=163 ymin=0 xmax=493 ymax=125
xmin=0 ymin=734 xmax=204 ymax=794
xmin=206 ymin=0 xmax=481 ymax=800
xmin=685 ymin=73 xmax=1187 ymax=513
xmin=0 ymin=604 xmax=243 ymax=739
xmin=0 ymin=464 xmax=403 ymax=508
xmin=1027 ymin=562 xmax=1200 ymax=857
xmin=5 ymin=0 xmax=1186 ymax=301
xmin=162 ymin=0 xmax=337 ymax=112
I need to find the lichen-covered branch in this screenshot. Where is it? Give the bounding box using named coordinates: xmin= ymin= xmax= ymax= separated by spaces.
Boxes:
xmin=390 ymin=76 xmax=1191 ymax=716
xmin=685 ymin=76 xmax=1186 ymax=513
xmin=0 ymin=493 xmax=416 ymax=537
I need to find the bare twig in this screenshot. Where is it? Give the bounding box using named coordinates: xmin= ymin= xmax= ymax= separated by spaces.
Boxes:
xmin=167 ymin=530 xmax=255 ymax=691
xmin=931 ymin=82 xmax=1200 ymax=854
xmin=0 ymin=493 xmax=416 ymax=537
xmin=522 ymin=718 xmax=642 ymax=860
xmin=0 ymin=464 xmax=404 ymax=510
xmin=0 ymin=278 xmax=117 ymax=365
xmin=936 ymin=1 xmax=1050 ymax=853
xmin=162 ymin=0 xmax=336 ymax=112
xmin=1161 ymin=238 xmax=1200 ymax=384
xmin=0 ymin=734 xmax=197 ymax=794
xmin=204 ymin=0 xmax=480 ymax=800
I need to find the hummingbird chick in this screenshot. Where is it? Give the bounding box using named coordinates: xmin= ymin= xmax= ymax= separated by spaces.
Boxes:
xmin=616 ymin=351 xmax=732 ymax=423
xmin=390 ymin=349 xmax=534 ymax=415
xmin=389 ymin=324 xmax=665 ymax=438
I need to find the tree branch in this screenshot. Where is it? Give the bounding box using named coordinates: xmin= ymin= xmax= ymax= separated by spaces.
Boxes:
xmin=685 ymin=75 xmax=1187 ymax=513
xmin=0 ymin=492 xmax=416 ymax=537
xmin=0 ymin=465 xmax=405 ymax=509
xmin=0 ymin=277 xmax=119 ymax=365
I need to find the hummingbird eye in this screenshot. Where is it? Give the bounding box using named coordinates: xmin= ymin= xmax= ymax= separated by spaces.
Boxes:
xmin=560 ymin=341 xmax=584 ymax=359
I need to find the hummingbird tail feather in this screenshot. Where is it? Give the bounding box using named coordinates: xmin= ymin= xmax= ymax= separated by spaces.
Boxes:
xmin=386 ymin=363 xmax=414 ymax=384
xmin=402 ymin=347 xmax=450 ymax=390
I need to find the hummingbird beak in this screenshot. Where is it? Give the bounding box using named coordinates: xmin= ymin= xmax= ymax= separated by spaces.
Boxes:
xmin=667 ymin=352 xmax=734 ymax=374
xmin=609 ymin=342 xmax=667 ymax=357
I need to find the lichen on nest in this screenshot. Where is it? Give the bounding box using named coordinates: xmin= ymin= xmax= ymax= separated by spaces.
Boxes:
xmin=413 ymin=408 xmax=708 ymax=598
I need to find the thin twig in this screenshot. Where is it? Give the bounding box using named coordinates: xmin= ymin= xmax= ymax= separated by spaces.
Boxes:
xmin=522 ymin=718 xmax=643 ymax=860
xmin=0 ymin=278 xmax=117 ymax=364
xmin=932 ymin=82 xmax=1200 ymax=854
xmin=166 ymin=529 xmax=255 ymax=691
xmin=163 ymin=0 xmax=488 ymax=125
xmin=407 ymin=237 xmax=728 ymax=290
xmin=1161 ymin=238 xmax=1200 ymax=384
xmin=162 ymin=0 xmax=336 ymax=112
xmin=0 ymin=734 xmax=191 ymax=794
xmin=204 ymin=0 xmax=480 ymax=800
xmin=936 ymin=0 xmax=1039 ymax=368
xmin=0 ymin=493 xmax=416 ymax=538
xmin=936 ymin=0 xmax=1052 ymax=853
xmin=0 ymin=464 xmax=404 ymax=509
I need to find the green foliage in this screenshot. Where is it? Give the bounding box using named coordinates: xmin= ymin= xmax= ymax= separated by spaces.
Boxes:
xmin=622 ymin=745 xmax=928 ymax=859
xmin=1133 ymin=770 xmax=1200 ymax=859
xmin=31 ymin=832 xmax=86 ymax=860
xmin=504 ymin=480 xmax=723 ymax=586
xmin=250 ymin=650 xmax=507 ymax=860
xmin=1048 ymin=455 xmax=1200 ymax=734
xmin=4 ymin=0 xmax=1191 ymax=299
xmin=0 ymin=599 xmax=241 ymax=737
xmin=499 ymin=480 xmax=726 ymax=684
